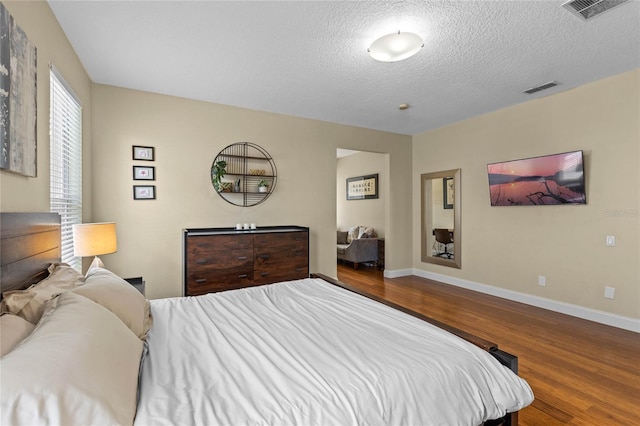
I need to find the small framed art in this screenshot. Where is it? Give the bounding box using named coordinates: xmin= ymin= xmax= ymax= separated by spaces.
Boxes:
xmin=133 ymin=165 xmax=155 ymax=180
xmin=132 ymin=145 xmax=155 ymax=161
xmin=133 ymin=185 xmax=156 ymax=200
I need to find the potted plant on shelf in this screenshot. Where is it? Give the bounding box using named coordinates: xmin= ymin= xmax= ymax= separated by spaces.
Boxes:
xmin=211 ymin=160 xmax=227 ymax=192
xmin=258 ymin=179 xmax=269 ymax=193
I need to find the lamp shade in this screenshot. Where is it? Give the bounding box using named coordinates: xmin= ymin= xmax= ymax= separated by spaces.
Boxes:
xmin=73 ymin=222 xmax=117 ymax=257
xmin=368 ymin=31 xmax=423 ymax=62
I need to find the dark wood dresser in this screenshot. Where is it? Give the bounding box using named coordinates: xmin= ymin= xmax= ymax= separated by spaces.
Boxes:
xmin=183 ymin=226 xmax=309 ymax=296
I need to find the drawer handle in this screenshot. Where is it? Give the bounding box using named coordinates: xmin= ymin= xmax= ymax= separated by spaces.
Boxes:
xmin=237 ymin=256 xmax=247 ymax=260
xmin=295 ymin=251 xmax=304 ymax=256
xmin=295 ymin=268 xmax=304 ymax=272
xmin=195 ymin=279 xmax=206 ymax=283
xmin=238 ymin=274 xmax=248 ymax=279
xmin=261 ymin=272 xmax=269 ymax=277
xmin=260 ymin=255 xmax=270 ymax=260
xmin=195 ymin=259 xmax=208 ymax=264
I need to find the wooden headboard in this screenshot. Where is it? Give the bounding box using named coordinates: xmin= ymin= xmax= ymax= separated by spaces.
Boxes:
xmin=0 ymin=212 xmax=62 ymax=294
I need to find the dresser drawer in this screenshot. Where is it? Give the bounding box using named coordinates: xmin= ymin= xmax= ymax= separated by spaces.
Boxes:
xmin=254 ymin=232 xmax=308 ymax=250
xmin=253 ymin=262 xmax=309 ymax=285
xmin=187 ymin=248 xmax=252 ymax=270
xmin=187 ymin=269 xmax=254 ymax=296
xmin=187 ymin=234 xmax=253 ymax=254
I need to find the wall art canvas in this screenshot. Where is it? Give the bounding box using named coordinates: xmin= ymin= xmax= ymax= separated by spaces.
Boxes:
xmin=0 ymin=3 xmax=37 ymax=177
xmin=487 ymin=151 xmax=586 ymax=206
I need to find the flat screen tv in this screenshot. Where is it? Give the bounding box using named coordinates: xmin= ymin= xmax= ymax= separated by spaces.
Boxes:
xmin=487 ymin=150 xmax=586 ymax=206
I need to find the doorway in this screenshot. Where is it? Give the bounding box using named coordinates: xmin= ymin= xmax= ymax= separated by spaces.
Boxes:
xmin=336 ymin=149 xmax=388 ymax=277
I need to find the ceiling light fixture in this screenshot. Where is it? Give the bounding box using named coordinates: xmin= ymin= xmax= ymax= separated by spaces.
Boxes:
xmin=368 ymin=31 xmax=423 ymax=62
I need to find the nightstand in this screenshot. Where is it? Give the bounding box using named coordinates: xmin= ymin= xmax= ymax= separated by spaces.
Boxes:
xmin=124 ymin=277 xmax=145 ymax=296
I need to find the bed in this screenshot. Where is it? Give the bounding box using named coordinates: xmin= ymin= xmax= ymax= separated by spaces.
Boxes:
xmin=0 ymin=212 xmax=533 ymax=425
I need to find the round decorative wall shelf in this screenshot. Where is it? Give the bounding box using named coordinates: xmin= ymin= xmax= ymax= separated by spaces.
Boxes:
xmin=211 ymin=142 xmax=277 ymax=207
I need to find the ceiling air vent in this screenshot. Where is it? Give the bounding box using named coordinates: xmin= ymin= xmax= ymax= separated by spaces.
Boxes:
xmin=523 ymin=81 xmax=559 ymax=95
xmin=562 ymin=0 xmax=629 ymax=21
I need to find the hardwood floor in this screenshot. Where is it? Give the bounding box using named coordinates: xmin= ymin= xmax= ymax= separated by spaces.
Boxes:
xmin=336 ymin=263 xmax=640 ymax=425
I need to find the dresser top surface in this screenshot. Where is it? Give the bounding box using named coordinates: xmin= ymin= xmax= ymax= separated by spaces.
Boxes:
xmin=184 ymin=226 xmax=309 ymax=236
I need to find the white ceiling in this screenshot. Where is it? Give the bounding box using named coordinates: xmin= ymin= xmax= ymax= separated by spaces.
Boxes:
xmin=47 ymin=0 xmax=640 ymax=136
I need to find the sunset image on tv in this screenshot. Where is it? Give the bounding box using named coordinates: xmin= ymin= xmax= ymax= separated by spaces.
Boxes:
xmin=487 ymin=151 xmax=586 ymax=206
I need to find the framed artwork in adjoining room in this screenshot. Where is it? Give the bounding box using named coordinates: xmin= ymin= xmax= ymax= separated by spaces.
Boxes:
xmin=132 ymin=145 xmax=155 ymax=161
xmin=346 ymin=173 xmax=378 ymax=200
xmin=443 ymin=177 xmax=454 ymax=209
xmin=133 ymin=166 xmax=155 ymax=180
xmin=133 ymin=185 xmax=156 ymax=200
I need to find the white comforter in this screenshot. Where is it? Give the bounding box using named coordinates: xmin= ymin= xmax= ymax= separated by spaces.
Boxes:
xmin=135 ymin=278 xmax=533 ymax=426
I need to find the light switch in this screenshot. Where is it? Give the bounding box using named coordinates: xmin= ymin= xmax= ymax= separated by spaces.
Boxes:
xmin=606 ymin=235 xmax=616 ymax=247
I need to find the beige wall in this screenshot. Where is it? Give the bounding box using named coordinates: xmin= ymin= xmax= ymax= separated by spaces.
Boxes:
xmin=0 ymin=1 xmax=92 ymax=219
xmin=91 ymin=85 xmax=412 ymax=298
xmin=413 ymin=69 xmax=640 ymax=320
xmin=336 ymin=151 xmax=387 ymax=237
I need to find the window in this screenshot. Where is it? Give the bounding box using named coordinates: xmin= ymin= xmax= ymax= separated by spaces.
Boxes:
xmin=49 ymin=67 xmax=82 ymax=270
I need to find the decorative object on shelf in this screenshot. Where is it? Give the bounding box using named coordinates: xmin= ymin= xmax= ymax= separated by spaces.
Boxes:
xmin=211 ymin=160 xmax=227 ymax=192
xmin=133 ymin=185 xmax=156 ymax=200
xmin=346 ymin=173 xmax=379 ymax=200
xmin=133 ymin=166 xmax=155 ymax=180
xmin=0 ymin=3 xmax=37 ymax=178
xmin=211 ymin=142 xmax=277 ymax=207
xmin=132 ymin=145 xmax=155 ymax=161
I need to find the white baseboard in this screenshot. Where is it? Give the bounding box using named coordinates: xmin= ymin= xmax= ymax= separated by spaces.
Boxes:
xmin=383 ymin=268 xmax=640 ymax=333
xmin=384 ymin=268 xmax=413 ymax=279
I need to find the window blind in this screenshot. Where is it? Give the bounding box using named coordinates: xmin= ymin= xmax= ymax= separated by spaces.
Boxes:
xmin=49 ymin=67 xmax=82 ymax=270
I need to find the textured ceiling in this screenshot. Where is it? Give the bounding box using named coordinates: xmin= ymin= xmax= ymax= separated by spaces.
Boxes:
xmin=47 ymin=0 xmax=640 ymax=136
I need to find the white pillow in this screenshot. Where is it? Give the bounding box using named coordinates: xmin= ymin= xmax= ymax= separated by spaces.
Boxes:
xmin=0 ymin=263 xmax=83 ymax=324
xmin=74 ymin=266 xmax=151 ymax=340
xmin=0 ymin=292 xmax=143 ymax=426
xmin=0 ymin=313 xmax=35 ymax=357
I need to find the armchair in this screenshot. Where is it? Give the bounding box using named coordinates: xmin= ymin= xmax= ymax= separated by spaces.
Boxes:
xmin=337 ymin=236 xmax=379 ymax=269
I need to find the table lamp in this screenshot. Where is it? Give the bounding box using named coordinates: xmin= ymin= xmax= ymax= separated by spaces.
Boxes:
xmin=73 ymin=222 xmax=117 ymax=263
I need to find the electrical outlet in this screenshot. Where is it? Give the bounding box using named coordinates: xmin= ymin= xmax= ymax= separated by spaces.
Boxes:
xmin=604 ymin=287 xmax=615 ymax=299
xmin=538 ymin=275 xmax=546 ymax=286
xmin=606 ymin=235 xmax=616 ymax=247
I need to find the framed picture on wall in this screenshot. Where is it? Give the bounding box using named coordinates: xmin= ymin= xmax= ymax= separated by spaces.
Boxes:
xmin=443 ymin=177 xmax=454 ymax=209
xmin=133 ymin=166 xmax=155 ymax=180
xmin=346 ymin=174 xmax=378 ymax=200
xmin=132 ymin=145 xmax=155 ymax=161
xmin=133 ymin=185 xmax=156 ymax=200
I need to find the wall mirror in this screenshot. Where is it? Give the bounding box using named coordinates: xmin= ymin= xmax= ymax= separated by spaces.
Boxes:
xmin=421 ymin=169 xmax=461 ymax=268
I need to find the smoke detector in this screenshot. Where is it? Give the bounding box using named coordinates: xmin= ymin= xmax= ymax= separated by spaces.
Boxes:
xmin=562 ymin=0 xmax=629 ymax=21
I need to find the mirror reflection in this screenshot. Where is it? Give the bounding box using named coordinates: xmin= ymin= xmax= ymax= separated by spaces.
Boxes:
xmin=421 ymin=169 xmax=461 ymax=269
